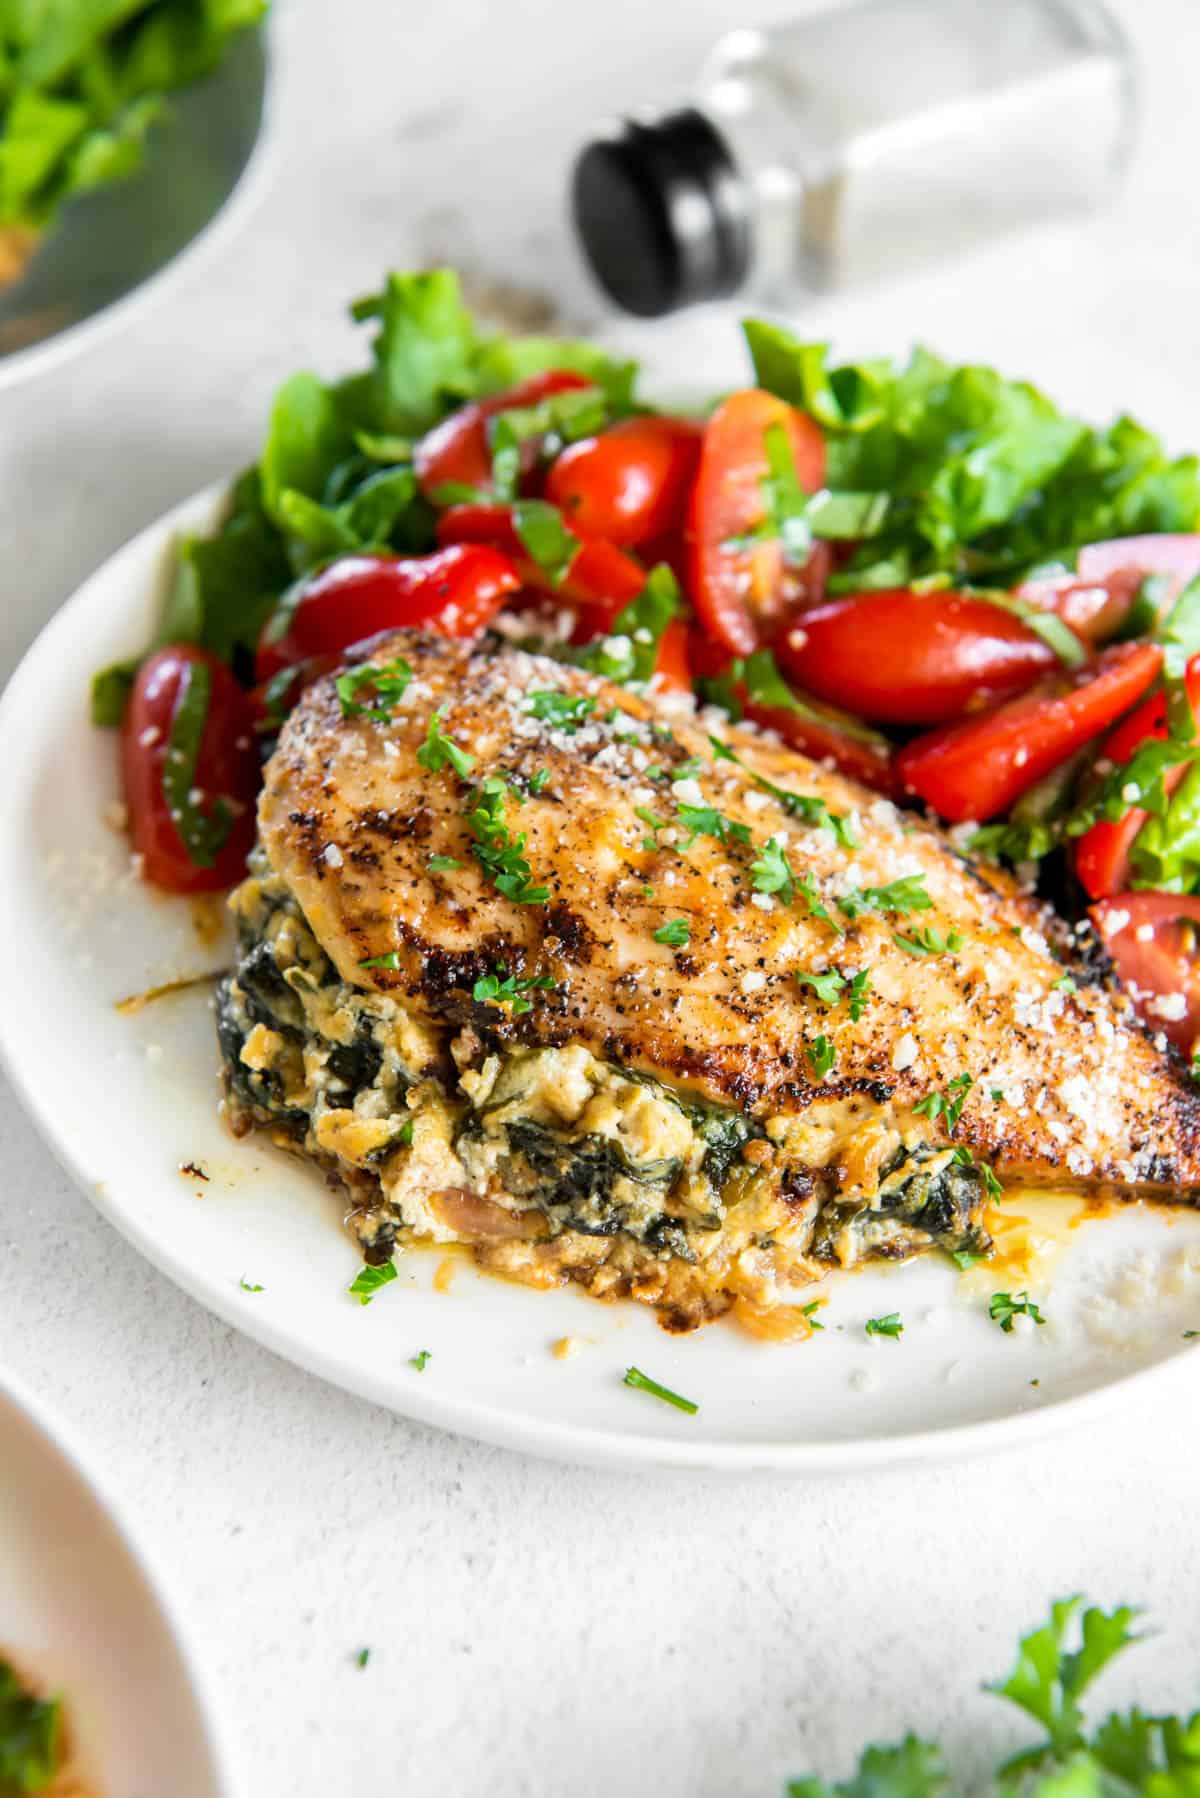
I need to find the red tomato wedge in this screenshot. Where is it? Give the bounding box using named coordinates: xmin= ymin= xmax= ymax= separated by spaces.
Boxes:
xmin=1019 ymin=534 xmax=1200 ymax=644
xmin=686 ymin=631 xmax=896 ymax=793
xmin=121 ymin=645 xmax=259 ymax=894
xmin=649 ymin=617 xmax=693 ymax=693
xmin=773 ymin=589 xmax=1057 ymax=726
xmin=435 ymin=503 xmax=646 ymax=635
xmin=255 ymin=546 xmax=521 ymax=683
xmin=1091 ymin=892 xmax=1200 ymax=1057
xmin=896 ymin=642 xmax=1162 ymax=822
xmin=686 ymin=388 xmax=827 ymax=658
xmin=544 ymin=416 xmax=701 ymax=545
xmin=414 ymin=370 xmax=592 ymax=499
xmin=1072 ymin=653 xmax=1200 ymax=898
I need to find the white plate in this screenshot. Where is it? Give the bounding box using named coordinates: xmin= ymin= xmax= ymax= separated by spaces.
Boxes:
xmin=2 ymin=486 xmax=1200 ymax=1473
xmin=0 ymin=1367 xmax=233 ymax=1796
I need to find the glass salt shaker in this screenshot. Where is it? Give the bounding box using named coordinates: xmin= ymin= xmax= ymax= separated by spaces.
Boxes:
xmin=571 ymin=0 xmax=1136 ymax=316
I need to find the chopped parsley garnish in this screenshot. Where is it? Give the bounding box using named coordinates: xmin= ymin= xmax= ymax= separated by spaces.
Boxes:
xmin=839 ymin=874 xmax=933 ymax=921
xmin=355 ymin=1648 xmax=371 ymax=1669
xmin=795 ymin=968 xmax=846 ymax=1004
xmin=807 ymin=1034 xmax=836 ymax=1080
xmin=701 ymin=736 xmax=857 ymax=846
xmin=335 ymin=656 xmax=413 ymax=721
xmin=653 ymin=919 xmax=690 ymax=947
xmin=1052 ymin=973 xmax=1078 ymax=993
xmin=572 ymin=563 xmax=680 ymax=685
xmin=893 ymin=924 xmax=964 ymax=956
xmin=238 ymin=1277 xmax=264 ymax=1293
xmin=471 ymin=963 xmax=557 ymax=1015
xmin=511 ymin=499 xmax=579 ymax=584
xmin=952 ymin=1144 xmax=1004 ymax=1200
xmin=161 ymin=658 xmax=235 ymax=869
xmin=427 ymin=854 xmax=462 ymax=872
xmin=949 ymin=1249 xmax=984 ymax=1271
xmin=635 ymin=804 xmax=664 ymax=850
xmin=490 ymin=386 xmax=606 ymax=500
xmin=676 ymin=803 xmax=752 ymax=849
xmin=396 ymin=1120 xmax=414 ymax=1146
xmin=989 ymin=1290 xmax=1046 ymax=1332
xmin=847 ymin=968 xmax=872 ymax=1021
xmin=409 ymin=1350 xmax=431 ymax=1371
xmin=359 ymin=951 xmax=402 ymax=971
xmin=801 ymin=1299 xmax=825 ymax=1331
xmin=914 ymin=1072 xmax=974 ymax=1135
xmin=465 ymin=775 xmax=549 ymax=904
xmin=0 ymin=1659 xmax=63 ymax=1793
xmin=348 ymin=1261 xmax=398 ymax=1306
xmin=797 ymin=873 xmax=845 ymax=935
xmin=750 ymin=835 xmax=796 ymax=902
xmin=623 ymin=1366 xmax=698 ymax=1414
xmin=865 ymin=1313 xmax=903 ymax=1338
xmin=525 ymin=690 xmax=596 ymax=729
xmin=528 ymin=768 xmax=551 ymax=794
xmin=417 ymin=708 xmax=477 ymax=777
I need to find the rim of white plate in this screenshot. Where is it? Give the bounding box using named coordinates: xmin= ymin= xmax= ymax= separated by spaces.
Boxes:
xmin=0 ymin=1363 xmax=241 ymax=1795
xmin=0 ymin=482 xmax=1196 ymax=1473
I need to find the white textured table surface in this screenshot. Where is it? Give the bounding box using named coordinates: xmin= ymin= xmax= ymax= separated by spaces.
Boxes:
xmin=4 ymin=2 xmax=1200 ymax=1793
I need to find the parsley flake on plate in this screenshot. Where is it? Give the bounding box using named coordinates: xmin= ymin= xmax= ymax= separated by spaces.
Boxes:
xmin=865 ymin=1313 xmax=903 ymax=1339
xmin=989 ymin=1290 xmax=1046 ymax=1332
xmin=622 ymin=1366 xmax=698 ymax=1415
xmin=348 ymin=1261 xmax=398 ymax=1306
xmin=409 ymin=1350 xmax=431 ymax=1371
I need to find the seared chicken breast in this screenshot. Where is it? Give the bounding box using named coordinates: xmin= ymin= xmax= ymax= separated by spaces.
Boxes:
xmin=217 ymin=631 xmax=1200 ymax=1330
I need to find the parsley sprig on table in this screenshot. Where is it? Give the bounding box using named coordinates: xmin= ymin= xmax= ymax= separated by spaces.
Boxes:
xmin=785 ymin=1597 xmax=1174 ymax=1796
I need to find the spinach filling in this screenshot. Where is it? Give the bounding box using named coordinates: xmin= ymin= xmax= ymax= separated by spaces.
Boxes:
xmin=810 ymin=1142 xmax=993 ymax=1264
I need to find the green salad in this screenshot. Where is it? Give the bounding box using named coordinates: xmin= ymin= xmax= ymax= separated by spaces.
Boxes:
xmin=0 ymin=0 xmax=266 ymax=277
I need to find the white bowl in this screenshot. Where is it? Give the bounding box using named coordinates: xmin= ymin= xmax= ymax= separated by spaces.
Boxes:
xmin=0 ymin=1368 xmax=234 ymax=1795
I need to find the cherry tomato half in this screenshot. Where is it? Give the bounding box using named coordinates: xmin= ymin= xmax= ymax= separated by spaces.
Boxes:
xmin=255 ymin=546 xmax=522 ymax=683
xmin=414 ymin=370 xmax=592 ymax=499
xmin=121 ymin=645 xmax=259 ymax=894
xmin=1091 ymin=892 xmax=1200 ymax=1057
xmin=1072 ymin=653 xmax=1200 ymax=898
xmin=435 ymin=502 xmax=646 ymax=636
xmin=773 ymin=589 xmax=1056 ymax=726
xmin=686 ymin=388 xmax=827 ymax=658
xmin=544 ymin=417 xmax=701 ymax=546
xmin=896 ymin=641 xmax=1163 ymax=823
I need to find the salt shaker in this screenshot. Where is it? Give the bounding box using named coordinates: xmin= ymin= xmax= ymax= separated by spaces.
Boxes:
xmin=571 ymin=0 xmax=1136 ymax=316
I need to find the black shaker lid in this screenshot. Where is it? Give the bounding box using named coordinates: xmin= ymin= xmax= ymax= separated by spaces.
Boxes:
xmin=571 ymin=107 xmax=750 ymax=318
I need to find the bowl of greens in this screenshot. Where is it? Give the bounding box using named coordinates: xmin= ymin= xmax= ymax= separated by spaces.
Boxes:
xmin=0 ymin=0 xmax=270 ymax=387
